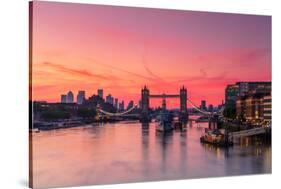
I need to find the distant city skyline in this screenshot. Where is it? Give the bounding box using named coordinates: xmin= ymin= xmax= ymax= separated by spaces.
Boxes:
xmin=57 ymin=87 xmax=225 ymax=110
xmin=31 ymin=1 xmax=271 ymax=108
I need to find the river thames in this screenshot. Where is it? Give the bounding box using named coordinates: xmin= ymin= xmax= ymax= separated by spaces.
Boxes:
xmin=31 ymin=120 xmax=271 ymax=188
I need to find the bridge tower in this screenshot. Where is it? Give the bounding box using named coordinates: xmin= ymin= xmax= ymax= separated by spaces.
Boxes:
xmin=162 ymin=97 xmax=167 ymax=110
xmin=209 ymin=114 xmax=219 ymax=130
xmin=141 ymin=85 xmax=150 ymax=121
xmin=179 ymin=86 xmax=188 ymax=123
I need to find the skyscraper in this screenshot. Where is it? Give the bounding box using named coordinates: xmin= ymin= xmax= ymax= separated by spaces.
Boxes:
xmin=105 ymin=94 xmax=113 ymax=104
xmin=77 ymin=90 xmax=85 ymax=105
xmin=61 ymin=94 xmax=67 ymax=103
xmin=114 ymin=98 xmax=118 ymax=109
xmin=119 ymin=101 xmax=124 ymax=111
xmin=66 ymin=91 xmax=74 ymax=103
xmin=97 ymin=89 xmax=103 ymax=99
xmin=208 ymin=104 xmax=214 ymax=112
xmin=200 ymin=100 xmax=206 ymax=110
xmin=138 ymin=100 xmax=142 ymax=109
xmin=127 ymin=100 xmax=134 ymax=110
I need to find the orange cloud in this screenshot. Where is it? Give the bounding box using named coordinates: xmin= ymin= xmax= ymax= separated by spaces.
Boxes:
xmin=42 ymin=62 xmax=110 ymax=80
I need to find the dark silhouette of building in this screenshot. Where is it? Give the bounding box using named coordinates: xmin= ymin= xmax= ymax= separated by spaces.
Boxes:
xmin=119 ymin=101 xmax=124 ymax=111
xmin=208 ymin=104 xmax=214 ymax=112
xmin=114 ymin=98 xmax=118 ymax=109
xmin=61 ymin=94 xmax=67 ymax=103
xmin=236 ymin=81 xmax=271 ymax=97
xmin=66 ymin=91 xmax=74 ymax=103
xmin=225 ymin=84 xmax=239 ymax=106
xmin=97 ymin=89 xmax=103 ymax=99
xmin=200 ymin=100 xmax=206 ymax=110
xmin=127 ymin=100 xmax=134 ymax=110
xmin=85 ymin=94 xmax=104 ymax=107
xmin=77 ymin=90 xmax=85 ymax=105
xmin=105 ymin=94 xmax=114 ymax=104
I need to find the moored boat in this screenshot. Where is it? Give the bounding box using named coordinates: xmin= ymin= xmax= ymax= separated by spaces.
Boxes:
xmin=156 ymin=110 xmax=173 ymax=132
xmin=200 ymin=129 xmax=233 ymax=147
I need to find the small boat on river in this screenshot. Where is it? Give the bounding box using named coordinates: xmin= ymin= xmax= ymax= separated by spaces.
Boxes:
xmin=200 ymin=129 xmax=233 ymax=147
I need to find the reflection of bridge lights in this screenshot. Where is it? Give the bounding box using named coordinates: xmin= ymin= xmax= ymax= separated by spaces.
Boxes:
xmin=98 ymin=104 xmax=138 ymax=116
xmin=216 ymin=148 xmax=222 ymax=159
xmin=255 ymin=148 xmax=262 ymax=156
xmin=245 ymin=138 xmax=249 ymax=147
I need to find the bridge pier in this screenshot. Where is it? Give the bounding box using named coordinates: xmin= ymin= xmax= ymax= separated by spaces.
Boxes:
xmin=208 ymin=114 xmax=219 ymax=130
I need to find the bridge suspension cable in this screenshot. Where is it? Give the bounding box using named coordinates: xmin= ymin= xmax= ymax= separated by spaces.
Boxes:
xmin=216 ymin=106 xmax=225 ymax=115
xmin=97 ymin=105 xmax=138 ymax=116
xmin=187 ymin=98 xmax=224 ymax=116
xmin=97 ymin=99 xmax=224 ymax=117
xmin=186 ymin=99 xmax=212 ymax=115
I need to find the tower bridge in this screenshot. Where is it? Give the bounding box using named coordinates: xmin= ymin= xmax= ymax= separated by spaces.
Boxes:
xmin=141 ymin=85 xmax=188 ymax=122
xmin=97 ymin=85 xmax=222 ymax=123
xmin=95 ymin=86 xmax=269 ymax=139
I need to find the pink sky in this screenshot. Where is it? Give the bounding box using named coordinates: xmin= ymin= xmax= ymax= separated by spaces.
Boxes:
xmin=31 ymin=1 xmax=271 ymax=108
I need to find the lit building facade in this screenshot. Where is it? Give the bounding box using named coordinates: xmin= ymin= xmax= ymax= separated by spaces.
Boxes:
xmin=226 ymin=82 xmax=271 ymax=106
xmin=236 ymin=96 xmax=246 ymax=120
xmin=263 ymin=95 xmax=271 ymax=124
xmin=226 ymin=81 xmax=271 ymax=121
xmin=236 ymin=93 xmax=271 ymax=124
xmin=244 ymin=95 xmax=264 ymax=122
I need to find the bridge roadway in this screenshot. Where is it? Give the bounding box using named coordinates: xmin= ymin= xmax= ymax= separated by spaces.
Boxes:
xmin=149 ymin=94 xmax=180 ymax=98
xmin=98 ymin=114 xmax=140 ymax=117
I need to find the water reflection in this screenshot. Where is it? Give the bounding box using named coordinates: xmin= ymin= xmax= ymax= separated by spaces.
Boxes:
xmin=201 ymin=143 xmax=230 ymax=159
xmin=32 ymin=120 xmax=271 ymax=188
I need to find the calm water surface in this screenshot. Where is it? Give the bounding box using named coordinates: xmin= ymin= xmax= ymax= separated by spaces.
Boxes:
xmin=32 ymin=120 xmax=271 ymax=188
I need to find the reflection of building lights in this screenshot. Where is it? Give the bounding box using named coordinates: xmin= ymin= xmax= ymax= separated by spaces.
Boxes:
xmin=255 ymin=110 xmax=259 ymax=119
xmin=256 ymin=148 xmax=262 ymax=156
xmin=216 ymin=148 xmax=221 ymax=159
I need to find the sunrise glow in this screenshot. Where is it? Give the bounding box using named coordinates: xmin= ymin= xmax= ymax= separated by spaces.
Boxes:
xmin=31 ymin=1 xmax=271 ymax=108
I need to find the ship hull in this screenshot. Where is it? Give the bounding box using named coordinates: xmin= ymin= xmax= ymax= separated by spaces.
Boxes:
xmin=200 ymin=136 xmax=233 ymax=147
xmin=156 ymin=121 xmax=173 ymax=132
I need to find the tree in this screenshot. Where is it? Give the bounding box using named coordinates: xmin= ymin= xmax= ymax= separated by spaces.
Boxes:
xmin=41 ymin=109 xmax=70 ymax=120
xmin=77 ymin=108 xmax=97 ymax=118
xmin=223 ymin=104 xmax=236 ymax=119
